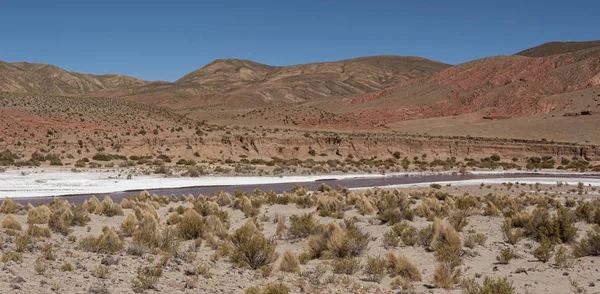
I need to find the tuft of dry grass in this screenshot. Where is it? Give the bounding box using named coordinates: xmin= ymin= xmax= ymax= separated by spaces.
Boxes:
xmin=278 ymin=250 xmax=300 ymax=273
xmin=386 ymin=251 xmax=422 ymax=282
xmin=275 ymin=215 xmax=286 ymax=239
xmin=230 ymin=220 xmax=277 ymax=269
xmin=179 ymin=209 xmax=204 ymax=240
xmin=0 ymin=198 xmax=20 ymax=214
xmin=288 ymin=213 xmax=323 ymax=239
xmin=433 ymin=262 xmax=461 ymax=289
xmin=27 ymin=205 xmax=52 ymax=224
xmin=496 ymin=247 xmax=515 ymax=264
xmin=2 ymin=214 xmax=22 ymax=230
xmin=166 ymin=212 xmax=181 ymax=225
xmin=94 ymin=196 xmax=124 ymax=216
xmin=79 ymin=227 xmax=123 ymax=254
xmin=364 ymin=255 xmax=387 ymax=282
xmin=121 ymin=213 xmax=138 ymax=237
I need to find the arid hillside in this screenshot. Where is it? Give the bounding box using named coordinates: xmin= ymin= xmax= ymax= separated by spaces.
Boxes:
xmin=516 ymin=40 xmax=600 ymax=57
xmin=90 ymin=56 xmax=450 ymax=109
xmin=0 ymin=61 xmax=147 ymax=95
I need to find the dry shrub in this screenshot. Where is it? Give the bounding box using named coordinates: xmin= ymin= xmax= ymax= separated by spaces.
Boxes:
xmin=60 ymin=261 xmax=74 ymax=272
xmin=573 ymin=225 xmax=600 ymax=257
xmin=386 ymin=251 xmax=422 ymax=282
xmin=415 ymin=197 xmax=445 ymax=219
xmin=230 ymin=220 xmax=277 ymax=269
xmin=433 ymin=262 xmax=461 ymax=289
xmin=34 ymin=258 xmax=47 ymax=275
xmin=462 ymin=276 xmax=515 ymax=294
xmin=275 ymin=215 xmax=286 ymax=239
xmin=383 ymin=230 xmax=400 ymax=248
xmin=1 ymin=251 xmax=23 ymax=263
xmin=28 ymin=225 xmax=52 ymax=238
xmin=288 ymin=213 xmax=323 ymax=239
xmin=121 ymin=213 xmax=138 ymax=237
xmin=364 ymin=255 xmax=387 ymax=282
xmin=120 ymin=198 xmax=135 ymax=209
xmin=389 ymin=276 xmax=414 ymax=291
xmin=71 ymin=204 xmax=91 ymax=226
xmin=0 ymin=198 xmax=20 ymax=214
xmin=501 ymin=219 xmax=522 ymax=245
xmin=216 ymin=191 xmax=233 ymax=206
xmin=496 ymin=247 xmax=515 ymax=264
xmin=204 ymin=214 xmax=229 ymax=239
xmin=331 ymin=257 xmax=361 ymax=274
xmin=166 ymin=212 xmax=181 ymax=225
xmin=279 ymin=250 xmax=300 ymax=273
xmin=2 ymin=214 xmax=21 ymax=230
xmin=15 ymin=233 xmax=31 ymax=252
xmin=448 ymin=210 xmax=469 ymax=231
xmin=48 ymin=209 xmax=71 ymax=236
xmin=355 ymin=195 xmax=375 ymax=215
xmin=418 ymin=217 xmax=443 ymax=248
xmin=41 ymin=243 xmax=56 ymax=260
xmin=179 ymin=209 xmax=204 ymax=240
xmin=79 ymin=227 xmax=123 ymax=253
xmin=94 ymin=196 xmax=124 ymax=216
xmin=27 ymin=205 xmax=52 ymax=224
xmin=554 ymin=245 xmax=574 ymax=268
xmin=83 ymin=196 xmax=100 ymax=213
xmin=432 ymin=224 xmax=462 ymax=268
xmin=464 ymin=233 xmax=487 ymax=249
xmin=134 ymin=202 xmax=159 ymax=221
xmin=93 ymin=265 xmax=110 ymax=279
xmin=132 ymin=265 xmax=163 ymax=290
xmin=401 ymin=226 xmax=418 ymax=246
xmin=533 ymin=236 xmax=554 ymax=262
xmin=133 ymin=213 xmax=160 ymax=248
xmin=317 ymin=197 xmax=345 ymax=218
xmin=484 ymin=201 xmax=500 ymax=216
xmin=261 ymin=283 xmax=290 ymax=294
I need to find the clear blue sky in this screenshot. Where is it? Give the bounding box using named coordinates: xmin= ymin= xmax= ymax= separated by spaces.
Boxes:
xmin=1 ymin=0 xmax=598 ymax=82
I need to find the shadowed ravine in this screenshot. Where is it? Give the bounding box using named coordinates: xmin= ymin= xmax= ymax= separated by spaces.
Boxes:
xmin=12 ymin=173 xmax=600 ymax=205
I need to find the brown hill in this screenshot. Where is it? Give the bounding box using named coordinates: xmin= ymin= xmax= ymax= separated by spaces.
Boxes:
xmin=516 ymin=40 xmax=600 ymax=57
xmin=91 ymin=56 xmax=450 ymax=109
xmin=0 ymin=61 xmax=147 ymax=95
xmin=287 ymin=46 xmax=600 ymax=129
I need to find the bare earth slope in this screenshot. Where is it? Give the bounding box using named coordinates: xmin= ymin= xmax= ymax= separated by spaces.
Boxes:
xmin=0 ymin=61 xmax=148 ymax=95
xmin=516 ymin=40 xmax=600 ymax=57
xmin=90 ymin=56 xmax=450 ymax=109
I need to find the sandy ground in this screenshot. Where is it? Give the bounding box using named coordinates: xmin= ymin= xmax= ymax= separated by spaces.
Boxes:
xmin=0 ymin=182 xmax=599 ymax=293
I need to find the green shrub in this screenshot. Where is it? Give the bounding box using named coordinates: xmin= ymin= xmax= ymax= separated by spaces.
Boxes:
xmin=462 ymin=276 xmax=515 ymax=294
xmin=573 ymin=225 xmax=600 ymax=257
xmin=533 ymin=236 xmax=554 ymax=262
xmin=132 ymin=265 xmax=163 ymax=290
xmin=288 ymin=213 xmax=323 ymax=239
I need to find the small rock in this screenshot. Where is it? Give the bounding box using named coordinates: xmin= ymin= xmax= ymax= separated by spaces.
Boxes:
xmin=563 ymin=272 xmax=569 ymax=276
xmin=10 ymin=276 xmax=25 ymax=283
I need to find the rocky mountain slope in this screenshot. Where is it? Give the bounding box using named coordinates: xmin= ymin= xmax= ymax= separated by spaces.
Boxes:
xmin=0 ymin=61 xmax=147 ymax=95
xmin=90 ymin=56 xmax=450 ymax=109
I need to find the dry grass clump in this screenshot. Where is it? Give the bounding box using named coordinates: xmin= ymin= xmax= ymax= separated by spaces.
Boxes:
xmin=120 ymin=213 xmax=138 ymax=237
xmin=418 ymin=217 xmax=443 ymax=248
xmin=48 ymin=208 xmax=72 ymax=236
xmin=354 ymin=195 xmax=376 ymax=215
xmin=61 ymin=261 xmax=74 ymax=271
xmin=166 ymin=212 xmax=181 ymax=225
xmin=179 ymin=209 xmax=204 ymax=240
xmin=275 ymin=215 xmax=286 ymax=239
xmin=0 ymin=198 xmax=20 ymax=214
xmin=389 ymin=276 xmax=414 ymax=291
xmin=496 ymin=247 xmax=515 ymax=264
xmin=79 ymin=227 xmax=123 ymax=254
xmin=278 ymin=250 xmax=300 ymax=273
xmin=501 ymin=219 xmax=523 ymax=245
xmin=27 ymin=205 xmax=52 ymax=224
xmin=204 ymin=214 xmax=229 ymax=239
xmin=120 ymin=198 xmax=135 ymax=209
xmin=2 ymin=214 xmax=22 ymax=230
xmin=524 ymin=207 xmax=577 ymax=243
xmin=302 ymin=219 xmax=370 ymax=261
xmin=364 ymin=255 xmax=387 ymax=282
xmin=133 ymin=212 xmax=160 ymax=248
xmin=432 ymin=224 xmax=463 ymax=268
xmin=415 ymin=197 xmax=446 ymax=220
xmin=376 ymin=191 xmax=413 ymax=224
xmin=554 ymin=245 xmax=574 ymax=268
xmin=93 ymin=265 xmax=110 ymax=279
xmin=82 ymin=196 xmax=100 ymax=213
xmin=432 ymin=262 xmax=461 ymax=289
xmin=94 ymin=196 xmax=124 ymax=216
xmin=230 ymin=220 xmax=277 ymax=269
xmin=317 ymin=197 xmax=345 ymax=218
xmin=573 ymin=225 xmax=600 ymax=257
xmin=132 ymin=265 xmax=163 ymax=290
xmin=15 ymin=233 xmax=31 ymax=252
xmin=464 ymin=233 xmax=487 ymax=249
xmin=1 ymin=251 xmax=23 ymax=263
xmin=386 ymin=251 xmax=422 ymax=282
xmin=533 ymin=236 xmax=554 ymax=262
xmin=288 ymin=213 xmax=323 ymax=239
xmin=462 ymin=276 xmax=515 ymax=294
xmin=41 ymin=243 xmax=56 ymax=260
xmin=448 ymin=210 xmax=469 ymax=231
xmin=246 ymin=283 xmax=290 ymax=294
xmin=331 ymin=257 xmax=362 ymax=274
xmin=28 ymin=225 xmax=52 ymax=238
xmin=484 ymin=201 xmax=501 ymax=216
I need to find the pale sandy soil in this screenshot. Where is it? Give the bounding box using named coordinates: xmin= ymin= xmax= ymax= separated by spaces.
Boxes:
xmin=0 ymin=183 xmax=599 ymax=294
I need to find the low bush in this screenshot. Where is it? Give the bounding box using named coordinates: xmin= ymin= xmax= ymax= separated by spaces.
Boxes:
xmin=78 ymin=228 xmax=123 ymax=254
xmin=533 ymin=236 xmax=554 ymax=262
xmin=132 ymin=265 xmax=163 ymax=290
xmin=363 ymin=255 xmax=387 ymax=282
xmin=278 ymin=250 xmax=300 ymax=273
xmin=179 ymin=209 xmax=204 ymax=240
xmin=2 ymin=214 xmax=21 ymax=230
xmin=331 ymin=257 xmax=361 ymax=275
xmin=462 ymin=276 xmax=515 ymax=294
xmin=230 ymin=220 xmax=277 ymax=269
xmin=386 ymin=251 xmax=422 ymax=282
xmin=496 ymin=247 xmax=515 ymax=264
xmin=288 ymin=213 xmax=323 ymax=239
xmin=433 ymin=262 xmax=461 ymax=290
